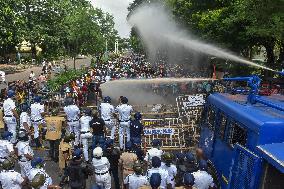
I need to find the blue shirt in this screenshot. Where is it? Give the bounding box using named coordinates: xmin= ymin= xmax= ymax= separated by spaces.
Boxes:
xmin=130 ymin=120 xmax=143 ymax=138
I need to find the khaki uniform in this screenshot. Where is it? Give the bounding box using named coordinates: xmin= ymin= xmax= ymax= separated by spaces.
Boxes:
xmin=45 ymin=116 xmax=65 ymax=140
xmin=119 ymin=152 xmax=138 ymax=179
xmin=0 ymin=108 xmax=4 ymax=129
xmin=59 ymin=140 xmax=72 ymax=170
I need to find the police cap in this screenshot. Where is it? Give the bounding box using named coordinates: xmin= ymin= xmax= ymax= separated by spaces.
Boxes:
xmin=151 ymin=139 xmax=161 ymax=147
xmin=22 ymin=104 xmax=30 ymax=112
xmin=199 ymin=159 xmax=208 ymax=171
xmin=1 ymin=131 xmax=13 ymax=140
xmin=121 ymin=96 xmax=128 ymax=104
xmin=103 ymin=96 xmax=111 ymax=103
xmin=175 ymin=152 xmax=185 ymax=160
xmin=152 ymin=156 xmax=161 ymax=168
xmin=185 ymin=152 xmax=195 ymax=163
xmin=134 ymin=112 xmax=142 ymax=120
xmin=125 ymin=141 xmax=132 ymax=150
xmin=31 ymin=157 xmax=44 ymax=168
xmin=30 ymin=173 xmax=45 ymax=189
xmin=150 ymin=173 xmax=161 ymax=188
xmin=34 ymin=96 xmax=42 ymax=103
xmin=105 ymin=139 xmax=114 ymax=148
xmin=7 ymin=90 xmax=15 ymax=98
xmin=183 ymin=172 xmax=195 ymax=186
xmin=73 ymin=148 xmax=83 ymax=159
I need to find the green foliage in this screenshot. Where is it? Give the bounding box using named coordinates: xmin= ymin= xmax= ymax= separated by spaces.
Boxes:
xmin=47 ymin=69 xmax=84 ymax=91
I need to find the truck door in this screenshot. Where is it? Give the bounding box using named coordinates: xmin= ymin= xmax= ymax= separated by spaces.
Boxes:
xmin=229 ymin=144 xmax=262 ymax=189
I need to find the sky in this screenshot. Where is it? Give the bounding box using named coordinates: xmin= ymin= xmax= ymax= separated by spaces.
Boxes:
xmin=91 ymin=0 xmax=134 ymax=38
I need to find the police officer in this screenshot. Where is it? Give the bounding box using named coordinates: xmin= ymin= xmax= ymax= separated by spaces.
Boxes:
xmin=184 ymin=152 xmax=198 ymax=173
xmin=64 ymin=97 xmax=80 ymax=146
xmin=144 ymin=139 xmax=163 ymax=163
xmin=178 ymin=173 xmax=196 ymax=189
xmin=124 ymin=162 xmax=148 ymax=189
xmin=130 ymin=112 xmax=144 ymax=144
xmin=119 ymin=141 xmax=138 ymax=180
xmin=103 ymin=139 xmax=120 ymax=189
xmin=139 ymin=173 xmax=161 ymax=189
xmin=59 ymin=134 xmax=74 ymax=171
xmin=132 ymin=137 xmax=144 ymax=162
xmin=175 ymin=152 xmax=187 ymax=186
xmin=28 ymin=157 xmax=52 ymax=189
xmin=0 ymin=158 xmax=27 ymax=189
xmin=100 ymin=96 xmax=116 ymax=139
xmin=116 ymin=96 xmax=133 ymax=150
xmin=146 ymin=156 xmax=172 ymax=189
xmin=60 ymin=148 xmax=92 ymax=189
xmin=90 ymin=111 xmax=106 ymax=148
xmin=19 ymin=104 xmax=31 ymax=135
xmin=192 ymin=160 xmax=215 ymax=189
xmin=31 ymin=96 xmax=45 ymax=148
xmin=45 ymin=108 xmax=65 ymax=162
xmin=92 ymin=147 xmax=111 ymax=189
xmin=16 ymin=131 xmax=34 ymax=178
xmin=3 ymin=90 xmax=19 ymax=143
xmin=161 ymin=152 xmax=177 ymax=188
xmin=80 ymin=108 xmax=93 ymax=162
xmin=0 ymin=131 xmax=14 ymax=163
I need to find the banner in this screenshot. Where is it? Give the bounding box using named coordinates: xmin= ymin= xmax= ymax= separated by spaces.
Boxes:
xmin=176 ymin=94 xmax=205 ymax=117
xmin=144 ymin=128 xmax=174 ymax=135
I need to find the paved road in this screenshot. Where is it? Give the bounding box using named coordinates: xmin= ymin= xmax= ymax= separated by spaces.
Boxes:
xmin=0 ymin=58 xmax=91 ymax=89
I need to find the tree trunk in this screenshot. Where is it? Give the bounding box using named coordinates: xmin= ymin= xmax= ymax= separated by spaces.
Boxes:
xmin=264 ymin=43 xmax=275 ymax=77
xmin=73 ymin=56 xmax=76 ymax=70
xmin=278 ymin=42 xmax=284 ymax=69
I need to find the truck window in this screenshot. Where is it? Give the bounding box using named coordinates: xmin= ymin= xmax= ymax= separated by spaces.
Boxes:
xmin=228 ymin=121 xmax=247 ymax=147
xmin=207 ymin=106 xmax=216 ymax=130
xmin=218 ymin=112 xmax=227 ymax=140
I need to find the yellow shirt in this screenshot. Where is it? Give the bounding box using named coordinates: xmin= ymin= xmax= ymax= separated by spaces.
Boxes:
xmin=59 ymin=140 xmax=72 ymax=169
xmin=45 ymin=116 xmax=65 ymax=140
xmin=0 ymin=108 xmax=4 ymax=129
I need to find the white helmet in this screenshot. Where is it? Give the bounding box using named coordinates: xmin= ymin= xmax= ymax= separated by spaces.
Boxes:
xmin=93 ymin=147 xmax=103 ymax=158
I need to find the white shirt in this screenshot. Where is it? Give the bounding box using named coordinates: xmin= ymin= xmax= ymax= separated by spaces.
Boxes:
xmin=28 ymin=168 xmax=52 ymax=189
xmin=0 ymin=140 xmax=14 ymax=159
xmin=144 ymin=148 xmax=163 ymax=161
xmin=16 ymin=141 xmax=33 ymax=162
xmin=30 ymin=73 xmax=35 ymax=79
xmin=116 ymin=104 xmax=133 ymax=122
xmin=100 ymin=103 xmax=115 ymax=121
xmin=0 ymin=170 xmax=24 ymax=189
xmin=146 ymin=167 xmax=171 ymax=189
xmin=92 ymin=157 xmax=110 ymax=173
xmin=3 ymin=98 xmax=16 ymax=116
xmin=20 ymin=112 xmax=31 ymax=130
xmin=192 ymin=170 xmax=214 ymax=189
xmin=64 ymin=105 xmax=80 ymax=121
xmin=80 ymin=116 xmax=92 ymax=132
xmin=124 ymin=173 xmax=148 ymax=189
xmin=161 ymin=163 xmax=177 ymax=183
xmin=30 ymin=103 xmax=44 ymax=121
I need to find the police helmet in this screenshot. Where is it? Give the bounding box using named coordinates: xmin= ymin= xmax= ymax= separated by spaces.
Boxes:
xmin=162 ymin=152 xmax=174 ymax=163
xmin=73 ymin=148 xmax=83 ymax=160
xmin=121 ymin=96 xmax=128 ymax=104
xmin=1 ymin=131 xmax=13 ymax=140
xmin=83 ymin=108 xmax=92 ymax=116
xmin=133 ymin=162 xmax=143 ymax=175
xmin=103 ymin=96 xmax=111 ymax=103
xmin=1 ymin=159 xmax=15 ymax=170
xmin=152 ymin=156 xmax=161 ymax=168
xmin=7 ymin=90 xmax=15 ymax=98
xmin=151 ymin=139 xmax=161 ymax=147
xmin=34 ymin=96 xmax=42 ymax=103
xmin=105 ymin=139 xmax=114 ymax=148
xmin=18 ymin=131 xmax=29 ymax=141
xmin=125 ymin=141 xmax=132 ymax=151
xmin=134 ymin=112 xmax=142 ymax=120
xmin=51 ymin=108 xmax=59 ymax=116
xmin=31 ymin=157 xmax=44 ymax=168
xmin=199 ymin=160 xmax=208 ymax=171
xmin=150 ymin=173 xmax=161 ymax=188
xmin=183 ymin=172 xmax=195 ymax=186
xmin=30 ymin=173 xmax=46 ymax=189
xmin=185 ymin=152 xmax=195 ymax=163
xmin=22 ymin=104 xmax=29 ymax=112
xmin=63 ymin=134 xmax=75 ymax=142
xmin=65 ymin=97 xmax=74 ymax=106
xmin=93 ymin=147 xmax=103 ymax=158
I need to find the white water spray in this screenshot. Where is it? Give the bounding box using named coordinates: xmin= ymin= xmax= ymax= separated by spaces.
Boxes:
xmin=128 ymin=3 xmax=276 ymax=72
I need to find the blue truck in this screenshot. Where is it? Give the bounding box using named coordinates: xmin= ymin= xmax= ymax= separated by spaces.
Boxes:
xmin=199 ymin=76 xmax=284 ymax=189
